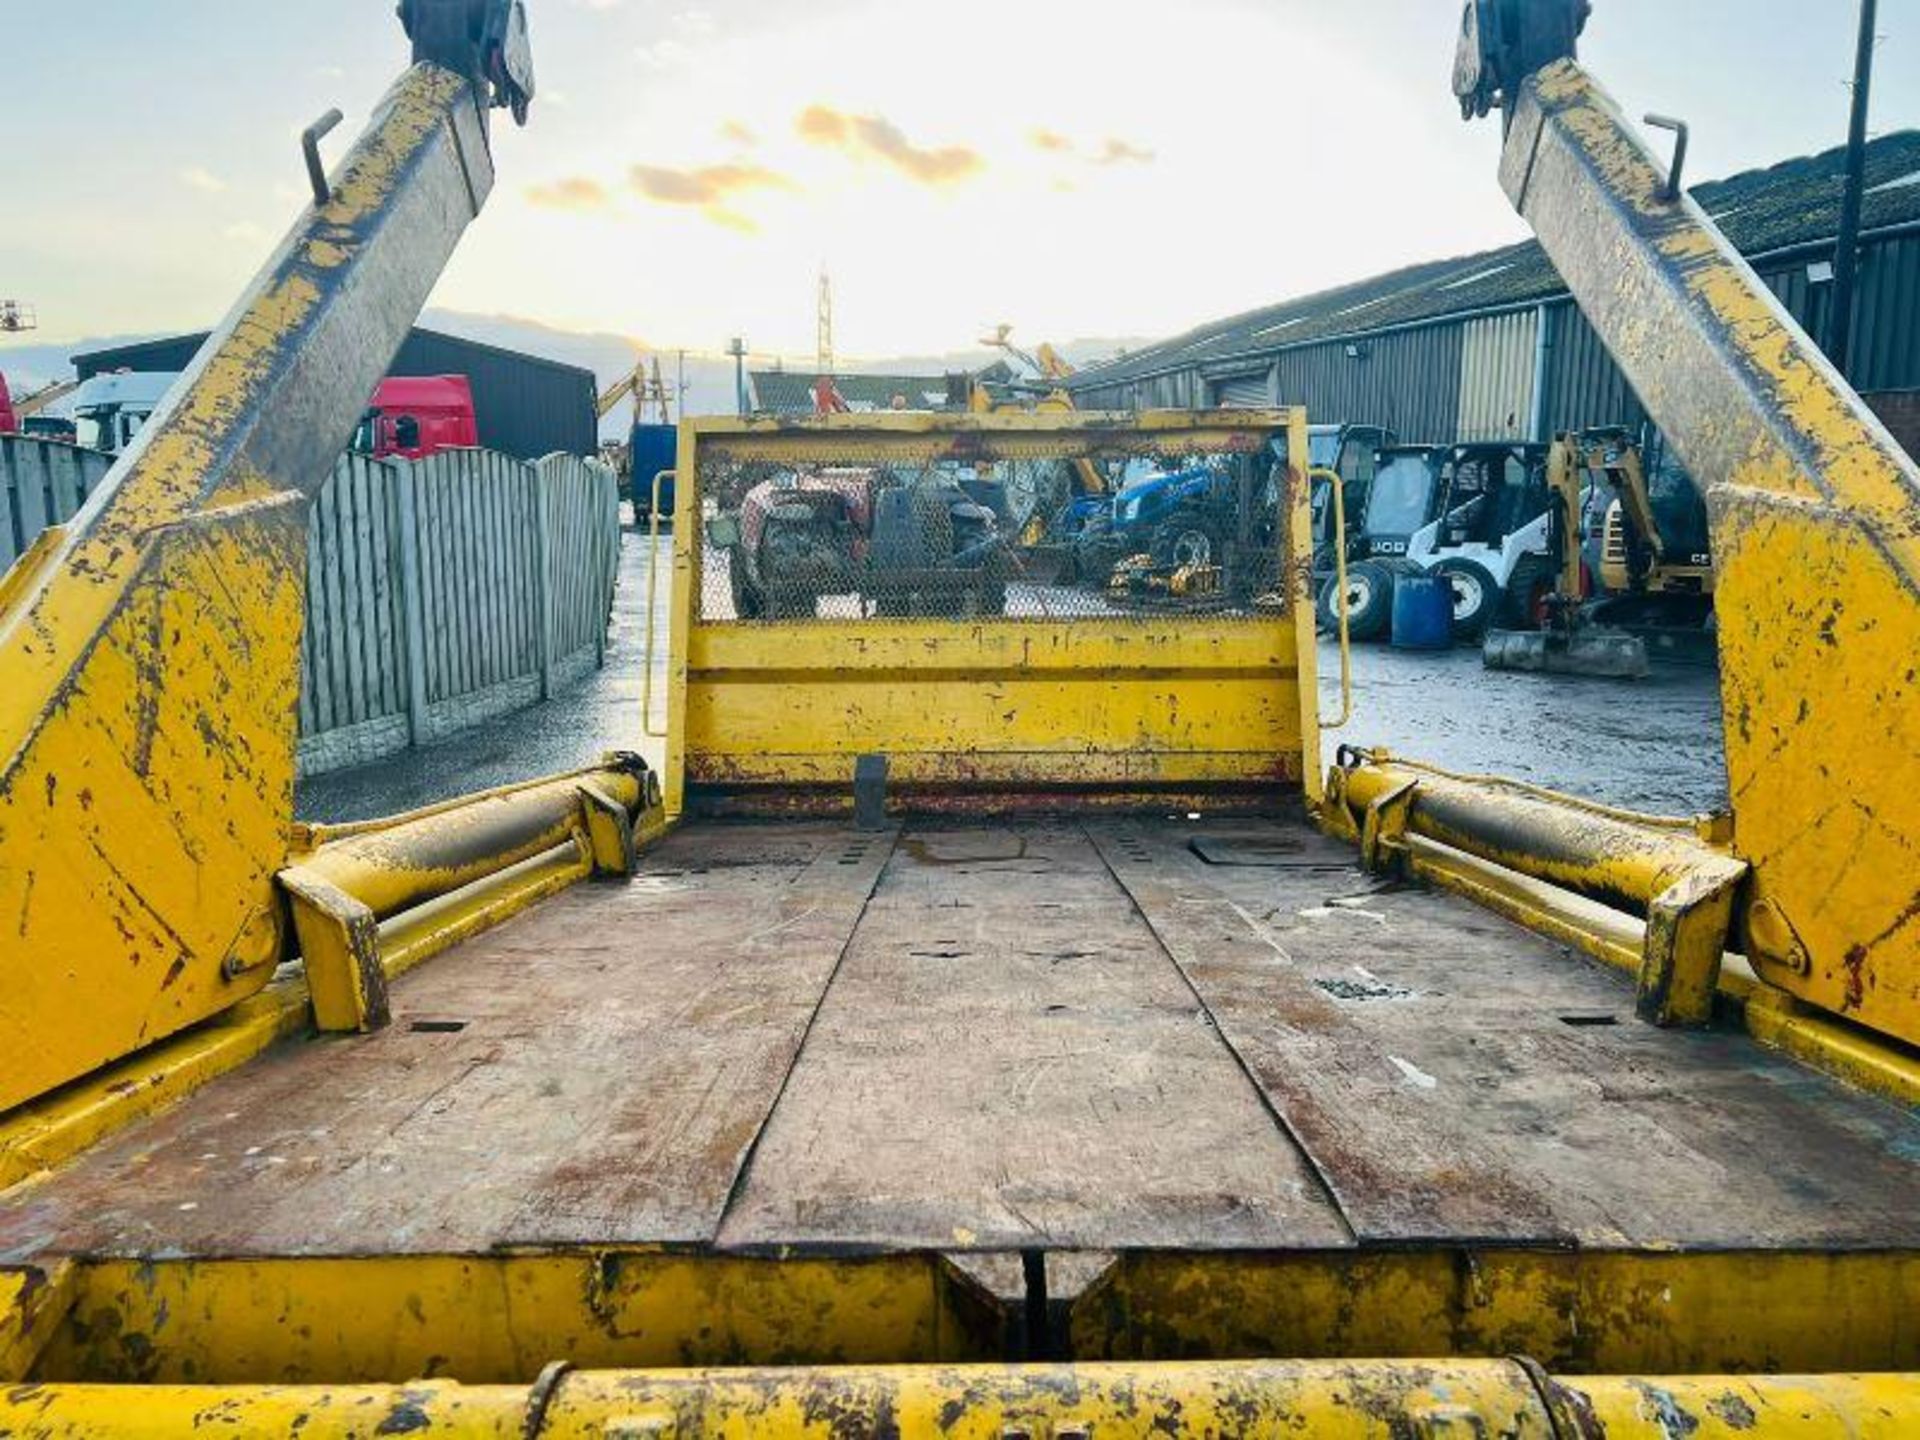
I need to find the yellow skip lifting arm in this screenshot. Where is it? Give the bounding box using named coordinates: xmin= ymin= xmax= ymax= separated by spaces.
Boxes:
xmin=0 ymin=2 xmax=539 ymax=1111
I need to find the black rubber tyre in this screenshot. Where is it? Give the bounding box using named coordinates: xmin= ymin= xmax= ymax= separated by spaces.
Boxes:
xmin=727 ymin=550 xmax=763 ymax=620
xmin=1431 ymin=557 xmax=1501 ymax=640
xmin=1500 ymin=552 xmax=1553 ymax=630
xmin=1150 ymin=509 xmax=1227 ymax=570
xmin=1317 ymin=560 xmax=1394 ymax=642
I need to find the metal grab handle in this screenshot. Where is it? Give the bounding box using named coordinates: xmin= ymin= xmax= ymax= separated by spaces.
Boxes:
xmin=1644 ymin=113 xmax=1688 ymax=201
xmin=640 ymin=470 xmax=673 ymax=739
xmin=1311 ymin=466 xmax=1354 ymax=731
xmin=301 ymin=109 xmax=345 ymax=205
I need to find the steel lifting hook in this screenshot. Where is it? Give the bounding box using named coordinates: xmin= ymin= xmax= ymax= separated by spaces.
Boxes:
xmin=1644 ymin=113 xmax=1689 ymax=202
xmin=302 ymin=109 xmax=346 ymax=206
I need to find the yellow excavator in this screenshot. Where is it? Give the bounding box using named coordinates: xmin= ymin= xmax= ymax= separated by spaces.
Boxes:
xmin=1587 ymin=426 xmax=1716 ymax=618
xmin=4 ymin=0 xmax=1920 ymax=1432
xmin=967 ymin=324 xmax=1111 ymax=546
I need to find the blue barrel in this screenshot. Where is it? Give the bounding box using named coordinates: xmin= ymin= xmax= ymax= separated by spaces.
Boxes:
xmin=1391 ymin=572 xmax=1454 ymax=650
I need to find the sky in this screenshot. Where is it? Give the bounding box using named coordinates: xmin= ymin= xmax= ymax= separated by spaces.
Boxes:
xmin=2 ymin=0 xmax=1915 ymax=367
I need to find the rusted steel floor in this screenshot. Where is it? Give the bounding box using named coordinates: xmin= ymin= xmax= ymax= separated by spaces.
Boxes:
xmin=4 ymin=816 xmax=1919 ymax=1263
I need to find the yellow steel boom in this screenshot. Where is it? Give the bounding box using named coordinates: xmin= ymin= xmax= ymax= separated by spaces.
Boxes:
xmin=0 ymin=1 xmax=541 ymax=1111
xmin=1327 ymin=1 xmax=1920 ymax=1069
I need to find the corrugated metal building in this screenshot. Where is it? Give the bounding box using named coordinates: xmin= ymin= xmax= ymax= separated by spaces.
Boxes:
xmin=1070 ymin=131 xmax=1920 ymax=444
xmin=73 ymin=326 xmax=598 ymax=461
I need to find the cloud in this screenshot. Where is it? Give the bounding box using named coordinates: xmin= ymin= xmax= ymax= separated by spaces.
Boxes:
xmin=629 ymin=162 xmax=792 ymax=230
xmin=179 ymin=166 xmax=227 ymax=194
xmin=635 ymin=37 xmax=690 ymax=69
xmin=223 ymin=221 xmax=269 ymax=244
xmin=1028 ymin=128 xmax=1072 ymax=154
xmin=1093 ymin=137 xmax=1156 ymax=166
xmin=796 ymin=105 xmax=984 ymax=187
xmin=527 ymin=176 xmax=612 ymax=211
xmin=720 ymin=119 xmax=757 ymax=147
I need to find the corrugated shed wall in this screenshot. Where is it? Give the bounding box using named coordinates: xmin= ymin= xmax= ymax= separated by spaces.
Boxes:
xmin=1541 ymin=301 xmax=1648 ymax=438
xmin=1081 ymin=229 xmax=1920 ymax=441
xmin=1272 ymin=326 xmax=1465 ymax=442
xmin=1456 ymin=309 xmax=1539 ymax=440
xmin=1849 ymin=234 xmax=1920 ymax=391
xmin=1209 ymin=368 xmax=1276 ymax=406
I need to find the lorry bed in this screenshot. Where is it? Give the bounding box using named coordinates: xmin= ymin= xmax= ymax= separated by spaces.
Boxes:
xmin=5 ymin=814 xmax=1917 ymax=1266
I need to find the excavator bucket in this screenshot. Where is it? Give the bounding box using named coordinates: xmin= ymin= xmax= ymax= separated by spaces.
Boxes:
xmin=1482 ymin=623 xmax=1649 ymax=677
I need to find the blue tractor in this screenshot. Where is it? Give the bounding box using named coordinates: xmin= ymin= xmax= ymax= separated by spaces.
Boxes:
xmin=1057 ymin=462 xmax=1226 ymax=585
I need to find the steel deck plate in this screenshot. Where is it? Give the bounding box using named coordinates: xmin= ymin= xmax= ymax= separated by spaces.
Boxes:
xmin=3 ymin=816 xmax=1919 ymax=1263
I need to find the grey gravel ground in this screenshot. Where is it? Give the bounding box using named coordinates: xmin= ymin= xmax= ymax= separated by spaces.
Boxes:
xmin=298 ymin=529 xmax=1729 ymax=823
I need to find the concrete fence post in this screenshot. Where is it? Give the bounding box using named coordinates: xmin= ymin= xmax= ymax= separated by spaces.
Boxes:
xmin=534 ymin=461 xmax=555 ymax=701
xmin=392 ymin=460 xmax=432 ymax=747
xmin=594 ymin=463 xmax=612 ymax=668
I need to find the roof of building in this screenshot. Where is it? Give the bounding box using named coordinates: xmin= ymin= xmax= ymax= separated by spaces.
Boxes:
xmin=750 ymin=370 xmax=960 ymax=414
xmin=1072 ymin=129 xmax=1920 ymax=390
xmin=73 ymin=325 xmax=598 ymax=383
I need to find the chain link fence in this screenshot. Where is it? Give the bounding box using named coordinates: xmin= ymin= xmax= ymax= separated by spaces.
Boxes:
xmin=695 ymin=435 xmax=1293 ymax=624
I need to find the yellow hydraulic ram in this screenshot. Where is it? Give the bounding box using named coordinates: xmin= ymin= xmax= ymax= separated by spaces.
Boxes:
xmin=2 ymin=1361 xmax=1916 ymax=1437
xmin=1342 ymin=2 xmax=1920 ymax=1050
xmin=0 ymin=2 xmax=535 ymax=1112
xmin=1324 ymin=748 xmax=1745 ymax=1026
xmin=283 ymin=757 xmax=659 ymax=1032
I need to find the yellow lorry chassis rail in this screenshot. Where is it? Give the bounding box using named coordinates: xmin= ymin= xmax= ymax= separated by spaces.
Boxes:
xmin=7 ymin=1361 xmax=1918 ymax=1439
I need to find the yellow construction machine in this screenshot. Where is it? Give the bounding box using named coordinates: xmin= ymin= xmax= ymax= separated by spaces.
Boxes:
xmin=1587 ymin=427 xmax=1717 ymax=617
xmin=1480 ymin=430 xmax=1651 ymax=676
xmin=3 ymin=0 xmax=1920 ymax=1434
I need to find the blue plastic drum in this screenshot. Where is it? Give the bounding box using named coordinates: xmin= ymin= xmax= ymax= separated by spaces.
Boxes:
xmin=1391 ymin=572 xmax=1454 ymax=650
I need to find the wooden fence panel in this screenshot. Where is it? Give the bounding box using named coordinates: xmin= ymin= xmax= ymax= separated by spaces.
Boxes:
xmin=0 ymin=437 xmax=113 ymax=571
xmin=0 ymin=436 xmax=618 ymax=779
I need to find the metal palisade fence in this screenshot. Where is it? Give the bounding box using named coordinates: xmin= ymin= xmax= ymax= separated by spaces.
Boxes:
xmin=0 ymin=437 xmax=620 ymax=776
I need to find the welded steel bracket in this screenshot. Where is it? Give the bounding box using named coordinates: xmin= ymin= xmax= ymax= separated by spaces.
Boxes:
xmin=279 ymin=762 xmax=655 ymax=1033
xmin=1357 ymin=777 xmax=1418 ymax=875
xmin=1639 ymin=861 xmax=1745 ymax=1027
xmin=281 ymin=871 xmax=391 ymax=1034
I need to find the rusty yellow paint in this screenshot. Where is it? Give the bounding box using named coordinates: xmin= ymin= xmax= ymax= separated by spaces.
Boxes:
xmin=664 ymin=410 xmax=1313 ymax=817
xmin=0 ymin=986 xmax=310 ymax=1192
xmin=0 ymin=1380 xmax=525 ymax=1438
xmin=0 ymin=64 xmax=494 ymax=1114
xmin=6 ymin=1363 xmax=1920 ymax=1436
xmin=543 ymin=1361 xmax=1548 ymax=1438
xmin=1320 ymin=753 xmax=1920 ymax=1107
xmin=12 ymin=1246 xmax=1920 ymax=1390
xmin=683 ymin=620 xmax=1304 ymax=796
xmin=0 ymin=501 xmax=307 ymax=1110
xmin=1073 ymin=1248 xmax=1920 ymax=1376
xmin=28 ymin=1253 xmax=1000 ymax=1384
xmin=0 ymin=1262 xmax=77 ymax=1381
xmin=1500 ymin=61 xmax=1920 ymax=1049
xmin=1562 ymin=1373 xmax=1920 ymax=1437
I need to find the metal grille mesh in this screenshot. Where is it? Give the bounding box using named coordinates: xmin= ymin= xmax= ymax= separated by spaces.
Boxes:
xmin=695 ymin=444 xmax=1291 ymax=623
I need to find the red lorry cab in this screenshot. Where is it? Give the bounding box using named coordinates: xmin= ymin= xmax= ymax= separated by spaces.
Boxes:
xmin=355 ymin=375 xmax=477 ymax=459
xmin=0 ymin=375 xmax=17 ymax=435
